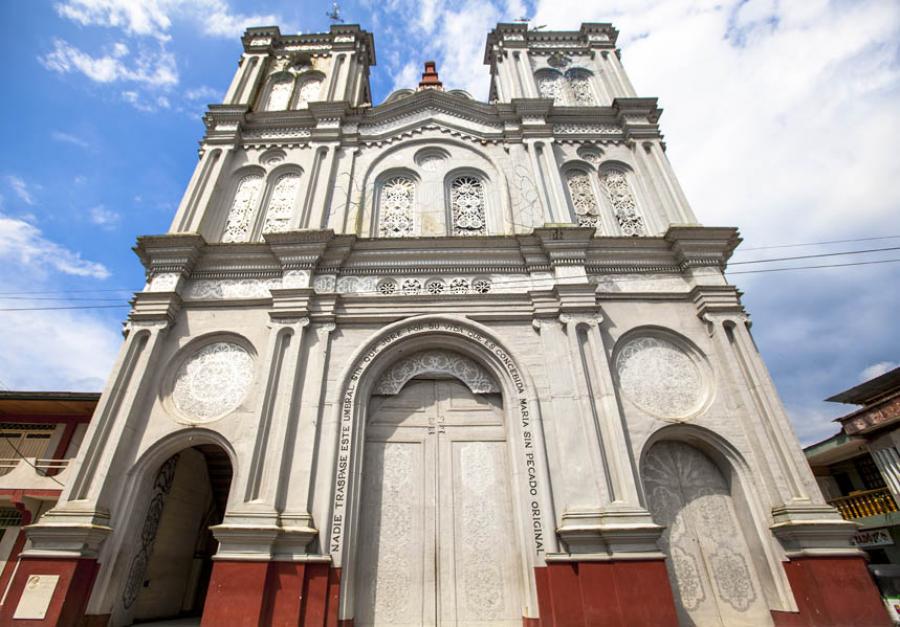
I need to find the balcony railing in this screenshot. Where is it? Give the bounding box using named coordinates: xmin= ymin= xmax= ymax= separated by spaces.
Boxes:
xmin=829 ymin=487 xmax=898 ymax=520
xmin=0 ymin=458 xmax=72 ymax=490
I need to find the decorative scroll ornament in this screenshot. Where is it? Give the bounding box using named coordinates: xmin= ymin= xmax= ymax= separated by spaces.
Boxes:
xmin=600 ymin=168 xmax=646 ymax=236
xmin=222 ymin=174 xmax=264 ymax=242
xmin=122 ymin=454 xmax=179 ymax=609
xmin=566 ymin=170 xmax=601 ymax=230
xmin=172 ymin=342 xmax=254 ymax=422
xmin=378 ymin=176 xmax=416 ymax=237
xmin=265 ymin=77 xmax=293 ymax=111
xmin=262 ymin=172 xmax=300 ymax=234
xmin=615 ymin=335 xmax=703 ymax=418
xmin=294 ymin=75 xmax=322 ymax=109
xmin=450 ymin=176 xmax=486 ymax=236
xmin=374 ymin=350 xmax=500 ymax=395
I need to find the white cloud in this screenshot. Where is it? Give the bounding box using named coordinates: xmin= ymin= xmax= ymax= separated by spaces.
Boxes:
xmin=6 ymin=176 xmax=35 ymax=206
xmin=185 ymin=85 xmax=221 ymax=101
xmin=859 ymin=361 xmax=899 ymax=382
xmin=0 ymin=213 xmax=110 ymax=279
xmin=50 ymin=131 xmax=91 ymax=149
xmin=54 ymin=0 xmax=281 ymax=40
xmin=89 ymin=205 xmax=120 ymax=229
xmin=40 ymin=38 xmax=178 ymax=87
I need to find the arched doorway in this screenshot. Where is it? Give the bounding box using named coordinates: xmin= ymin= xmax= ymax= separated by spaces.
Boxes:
xmin=642 ymin=440 xmax=772 ymax=627
xmin=125 ymin=444 xmax=233 ymax=625
xmin=353 ymin=373 xmax=526 ymax=626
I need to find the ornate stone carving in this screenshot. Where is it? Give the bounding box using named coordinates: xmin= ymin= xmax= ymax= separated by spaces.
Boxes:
xmin=221 ymin=174 xmax=264 ymax=243
xmin=242 ymin=127 xmax=312 ymax=141
xmin=547 ymin=52 xmax=571 ymax=68
xmin=186 ymin=278 xmax=280 ymax=299
xmin=123 ymin=454 xmax=179 ymax=609
xmin=553 ymin=123 xmax=622 ymax=135
xmin=424 ymin=279 xmax=445 ymax=295
xmin=294 ymin=75 xmax=322 ymax=109
xmin=615 ymin=335 xmax=703 ymax=418
xmin=567 ymin=69 xmax=596 ymax=106
xmin=450 ymin=176 xmax=486 ymax=236
xmin=262 ymin=172 xmax=301 ymax=234
xmin=265 ymin=77 xmax=293 ymax=111
xmin=146 ymin=272 xmax=180 ymax=292
xmin=171 ymin=342 xmax=254 ymax=422
xmin=537 ymin=72 xmax=566 ymax=105
xmin=374 ymin=350 xmax=500 ymax=395
xmin=313 ymin=275 xmax=336 ymax=293
xmin=643 ymin=442 xmax=765 ymax=624
xmin=565 ymin=169 xmax=601 ymax=230
xmin=378 ymin=176 xmax=416 ymax=237
xmin=600 ymin=167 xmax=646 ymax=236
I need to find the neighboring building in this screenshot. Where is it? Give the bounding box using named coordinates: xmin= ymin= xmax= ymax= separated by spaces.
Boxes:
xmin=0 ymin=21 xmax=888 ymax=627
xmin=806 ymin=367 xmax=900 ymax=622
xmin=0 ymin=392 xmax=96 ymax=611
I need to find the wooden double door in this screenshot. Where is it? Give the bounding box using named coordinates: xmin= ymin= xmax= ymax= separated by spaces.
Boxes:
xmin=354 ymin=379 xmax=526 ymax=627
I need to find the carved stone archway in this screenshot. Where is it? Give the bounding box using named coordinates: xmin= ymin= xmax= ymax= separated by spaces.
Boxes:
xmin=325 ymin=315 xmax=557 ymax=622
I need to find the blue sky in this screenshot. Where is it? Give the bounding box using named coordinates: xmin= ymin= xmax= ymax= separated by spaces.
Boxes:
xmin=0 ymin=0 xmax=898 ymax=444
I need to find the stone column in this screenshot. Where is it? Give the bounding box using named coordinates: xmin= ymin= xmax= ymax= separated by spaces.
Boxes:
xmin=170 ymin=146 xmax=227 ymax=233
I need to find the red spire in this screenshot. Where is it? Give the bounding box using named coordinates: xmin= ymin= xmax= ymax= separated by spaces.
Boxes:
xmin=417 ymin=60 xmax=443 ymax=91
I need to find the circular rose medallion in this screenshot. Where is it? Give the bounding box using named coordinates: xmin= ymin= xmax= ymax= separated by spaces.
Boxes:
xmin=171 ymin=341 xmax=254 ymax=423
xmin=616 ymin=336 xmax=705 ymax=419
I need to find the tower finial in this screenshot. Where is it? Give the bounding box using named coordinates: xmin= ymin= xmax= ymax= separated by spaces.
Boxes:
xmin=417 ymin=60 xmax=443 ymax=91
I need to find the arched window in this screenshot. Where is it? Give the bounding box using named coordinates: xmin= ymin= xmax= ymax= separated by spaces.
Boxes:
xmin=566 ymin=69 xmax=596 ymax=106
xmin=261 ymin=172 xmax=301 ymax=234
xmin=565 ymin=169 xmax=601 ymax=230
xmin=599 ymin=167 xmax=646 ymax=236
xmin=535 ymin=70 xmax=567 ymax=105
xmin=222 ymin=174 xmax=264 ymax=242
xmin=264 ymin=76 xmax=294 ymax=111
xmin=378 ymin=176 xmax=416 ymax=237
xmin=449 ymin=175 xmax=487 ymax=236
xmin=294 ymin=75 xmax=323 ymax=109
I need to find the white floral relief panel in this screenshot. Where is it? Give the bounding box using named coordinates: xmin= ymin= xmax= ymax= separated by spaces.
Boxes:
xmin=616 ymin=336 xmax=704 ymax=419
xmin=265 ymin=77 xmax=293 ymax=111
xmin=221 ymin=175 xmax=264 ymax=242
xmin=378 ymin=176 xmax=416 ymax=237
xmin=374 ymin=350 xmax=499 ymax=396
xmin=643 ymin=441 xmax=772 ymax=627
xmin=536 ymin=72 xmax=567 ymax=105
xmin=565 ymin=170 xmax=601 ymax=230
xmin=452 ymin=441 xmax=522 ymax=623
xmin=450 ymin=176 xmax=486 ymax=236
xmin=171 ymin=342 xmax=254 ymax=422
xmin=567 ymin=70 xmax=597 ymax=106
xmin=294 ymin=76 xmax=322 ymax=109
xmin=262 ymin=172 xmax=300 ymax=234
xmin=599 ymin=168 xmax=646 ymax=236
xmin=355 ymin=442 xmax=426 ymax=627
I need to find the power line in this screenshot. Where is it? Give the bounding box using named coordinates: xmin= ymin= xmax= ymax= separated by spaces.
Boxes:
xmin=0 ymin=288 xmax=135 ymax=296
xmin=0 ymin=305 xmax=130 ymax=312
xmin=737 ymin=234 xmax=900 ymax=252
xmin=729 ymin=246 xmax=900 ymax=266
xmin=726 ymin=258 xmax=900 ymax=275
xmin=0 ymin=296 xmax=128 ymax=302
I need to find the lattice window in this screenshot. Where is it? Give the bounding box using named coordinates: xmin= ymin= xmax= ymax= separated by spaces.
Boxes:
xmin=600 ymin=167 xmax=646 ymax=236
xmin=401 ymin=279 xmax=421 ymax=294
xmin=265 ymin=76 xmax=293 ymax=111
xmin=222 ymin=174 xmax=264 ymax=243
xmin=0 ymin=507 xmax=22 ymax=527
xmin=377 ymin=279 xmax=398 ymax=295
xmin=425 ymin=279 xmax=445 ymax=295
xmin=262 ymin=172 xmax=301 ymax=234
xmin=0 ymin=423 xmax=55 ymax=459
xmin=449 ymin=278 xmax=469 ymax=294
xmin=566 ymin=69 xmax=596 ymax=106
xmin=536 ymin=71 xmax=567 ymax=105
xmin=565 ymin=169 xmax=601 ymax=231
xmin=450 ymin=176 xmax=487 ymax=236
xmin=294 ymin=75 xmax=323 ymax=109
xmin=378 ymin=176 xmax=416 ymax=237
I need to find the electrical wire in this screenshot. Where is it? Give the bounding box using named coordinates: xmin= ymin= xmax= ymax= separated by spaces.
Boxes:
xmin=0 ymin=435 xmax=65 ymax=487
xmin=728 ymin=246 xmax=900 ymax=265
xmin=0 ymin=305 xmax=130 ymax=312
xmin=726 ymin=258 xmax=900 ymax=275
xmin=737 ymin=234 xmax=900 ymax=252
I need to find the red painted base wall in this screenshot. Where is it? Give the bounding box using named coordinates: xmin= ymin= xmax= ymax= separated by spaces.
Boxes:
xmin=772 ymin=556 xmax=891 ymax=627
xmin=0 ymin=557 xmax=98 ymax=627
xmin=535 ymin=560 xmax=679 ymax=627
xmin=201 ymin=561 xmax=342 ymax=627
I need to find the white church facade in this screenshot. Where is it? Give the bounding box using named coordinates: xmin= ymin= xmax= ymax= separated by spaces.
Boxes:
xmin=1 ymin=22 xmax=890 ymax=627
